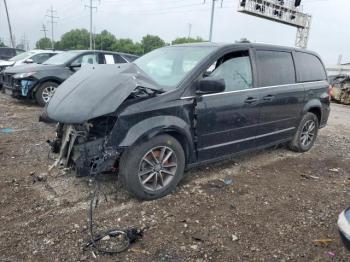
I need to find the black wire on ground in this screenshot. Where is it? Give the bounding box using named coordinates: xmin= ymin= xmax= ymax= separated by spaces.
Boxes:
xmin=85 ymin=178 xmax=144 ymax=255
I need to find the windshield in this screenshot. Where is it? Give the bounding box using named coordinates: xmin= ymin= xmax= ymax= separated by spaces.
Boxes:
xmin=9 ymin=51 xmax=36 ymax=62
xmin=43 ymin=52 xmax=79 ymax=65
xmin=134 ymin=46 xmax=217 ymax=89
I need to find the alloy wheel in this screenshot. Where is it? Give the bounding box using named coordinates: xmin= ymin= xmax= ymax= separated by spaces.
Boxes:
xmin=42 ymin=86 xmax=56 ymax=103
xmin=300 ymin=119 xmax=316 ymax=147
xmin=138 ymin=146 xmax=178 ymax=191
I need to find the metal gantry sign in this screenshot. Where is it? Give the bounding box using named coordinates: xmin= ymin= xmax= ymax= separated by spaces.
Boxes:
xmin=238 ymin=0 xmax=312 ymax=48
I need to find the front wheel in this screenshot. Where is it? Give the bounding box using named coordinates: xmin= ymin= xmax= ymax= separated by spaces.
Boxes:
xmin=119 ymin=135 xmax=185 ymax=200
xmin=289 ymin=112 xmax=319 ymax=152
xmin=35 ymin=81 xmax=59 ymax=106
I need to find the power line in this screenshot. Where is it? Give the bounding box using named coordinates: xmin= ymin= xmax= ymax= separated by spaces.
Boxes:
xmin=84 ymin=0 xmax=99 ymax=50
xmin=46 ymin=6 xmax=59 ymax=50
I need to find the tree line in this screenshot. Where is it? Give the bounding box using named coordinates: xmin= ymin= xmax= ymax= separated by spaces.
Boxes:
xmin=35 ymin=29 xmax=204 ymax=55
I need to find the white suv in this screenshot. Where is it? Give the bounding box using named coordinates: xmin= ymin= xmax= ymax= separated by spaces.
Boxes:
xmin=0 ymin=49 xmax=60 ymax=70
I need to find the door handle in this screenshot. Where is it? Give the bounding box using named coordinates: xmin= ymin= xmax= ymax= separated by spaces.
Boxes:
xmin=244 ymin=97 xmax=258 ymax=104
xmin=262 ymin=95 xmax=275 ymax=101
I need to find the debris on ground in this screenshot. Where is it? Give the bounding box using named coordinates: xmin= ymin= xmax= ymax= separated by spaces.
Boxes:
xmin=313 ymin=239 xmax=334 ymax=246
xmin=1 ymin=94 xmax=350 ymax=260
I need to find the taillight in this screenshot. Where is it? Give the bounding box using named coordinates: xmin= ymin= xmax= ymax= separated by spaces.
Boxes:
xmin=328 ymin=85 xmax=333 ymax=101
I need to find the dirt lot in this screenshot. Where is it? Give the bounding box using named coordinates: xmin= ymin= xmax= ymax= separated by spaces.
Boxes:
xmin=0 ymin=93 xmax=350 ymax=262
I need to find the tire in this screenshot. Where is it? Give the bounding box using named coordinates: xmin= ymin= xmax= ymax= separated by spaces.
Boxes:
xmin=119 ymin=134 xmax=185 ymax=200
xmin=35 ymin=81 xmax=59 ymax=107
xmin=289 ymin=112 xmax=319 ymax=152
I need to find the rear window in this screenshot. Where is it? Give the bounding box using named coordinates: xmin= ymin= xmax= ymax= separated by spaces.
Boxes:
xmin=256 ymin=50 xmax=296 ymax=87
xmin=294 ymin=52 xmax=327 ymax=82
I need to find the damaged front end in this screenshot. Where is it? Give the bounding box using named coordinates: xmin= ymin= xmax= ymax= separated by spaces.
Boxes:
xmin=45 ymin=63 xmax=163 ymax=176
xmin=48 ymin=116 xmax=119 ymax=176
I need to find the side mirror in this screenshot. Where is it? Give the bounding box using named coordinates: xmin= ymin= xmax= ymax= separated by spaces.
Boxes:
xmin=69 ymin=63 xmax=81 ymax=69
xmin=24 ymin=58 xmax=34 ymax=64
xmin=197 ymin=77 xmax=225 ymax=94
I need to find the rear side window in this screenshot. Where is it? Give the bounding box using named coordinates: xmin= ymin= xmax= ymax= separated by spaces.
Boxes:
xmin=256 ymin=50 xmax=296 ymax=87
xmin=104 ymin=54 xmax=115 ymax=64
xmin=122 ymin=54 xmax=138 ymax=62
xmin=294 ymin=52 xmax=327 ymax=82
xmin=113 ymin=54 xmax=127 ymax=63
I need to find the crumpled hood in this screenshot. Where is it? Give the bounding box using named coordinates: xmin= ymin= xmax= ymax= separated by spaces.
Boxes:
xmin=47 ymin=63 xmax=160 ymax=124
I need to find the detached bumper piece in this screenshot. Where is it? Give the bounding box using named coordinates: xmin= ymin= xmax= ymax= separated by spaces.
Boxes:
xmin=49 ymin=124 xmax=118 ymax=176
xmin=3 ymin=74 xmax=35 ymax=98
xmin=338 ymin=208 xmax=350 ymax=250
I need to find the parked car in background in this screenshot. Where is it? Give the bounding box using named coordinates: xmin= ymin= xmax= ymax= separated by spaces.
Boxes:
xmin=2 ymin=50 xmax=138 ymax=106
xmin=0 ymin=50 xmax=60 ymax=90
xmin=45 ymin=43 xmax=331 ymax=200
xmin=0 ymin=49 xmax=60 ymax=70
xmin=0 ymin=47 xmax=24 ymax=61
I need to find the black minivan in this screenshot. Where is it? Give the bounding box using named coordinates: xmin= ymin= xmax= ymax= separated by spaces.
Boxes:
xmin=46 ymin=43 xmax=331 ymax=200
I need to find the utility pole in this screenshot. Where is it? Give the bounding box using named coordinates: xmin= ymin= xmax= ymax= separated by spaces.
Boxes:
xmin=46 ymin=6 xmax=59 ymax=50
xmin=209 ymin=0 xmax=216 ymax=41
xmin=85 ymin=0 xmax=98 ymax=50
xmin=3 ymin=0 xmax=15 ymax=48
xmin=187 ymin=23 xmax=192 ymax=39
xmin=41 ymin=24 xmax=48 ymax=39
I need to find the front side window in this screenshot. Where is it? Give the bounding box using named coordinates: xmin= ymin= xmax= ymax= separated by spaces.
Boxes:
xmin=44 ymin=51 xmax=80 ymax=65
xmin=134 ymin=46 xmax=217 ymax=90
xmin=256 ymin=50 xmax=296 ymax=87
xmin=31 ymin=53 xmax=54 ymax=64
xmin=9 ymin=51 xmax=36 ymax=62
xmin=208 ymin=51 xmax=253 ymax=92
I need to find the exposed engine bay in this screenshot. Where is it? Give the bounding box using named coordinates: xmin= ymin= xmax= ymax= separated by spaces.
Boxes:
xmin=48 ymin=120 xmax=118 ymax=176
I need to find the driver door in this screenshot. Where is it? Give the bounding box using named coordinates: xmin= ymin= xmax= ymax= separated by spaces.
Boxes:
xmin=196 ymin=49 xmax=261 ymax=161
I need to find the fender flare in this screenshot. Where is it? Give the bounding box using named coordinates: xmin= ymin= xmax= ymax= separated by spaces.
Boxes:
xmin=32 ymin=77 xmax=62 ymax=93
xmin=302 ymin=99 xmax=322 ymax=121
xmin=117 ymin=116 xmax=195 ymax=163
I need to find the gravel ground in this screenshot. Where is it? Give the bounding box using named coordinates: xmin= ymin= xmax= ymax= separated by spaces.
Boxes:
xmin=0 ymin=93 xmax=350 ymax=261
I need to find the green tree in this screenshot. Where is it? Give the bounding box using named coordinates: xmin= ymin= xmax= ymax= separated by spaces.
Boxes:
xmin=171 ymin=37 xmax=204 ymax=45
xmin=95 ymin=30 xmax=117 ymax=51
xmin=0 ymin=41 xmax=6 ymax=47
xmin=59 ymin=29 xmax=90 ymax=50
xmin=35 ymin=37 xmax=52 ymax=49
xmin=112 ymin=38 xmax=143 ymax=55
xmin=141 ymin=34 xmax=165 ymax=54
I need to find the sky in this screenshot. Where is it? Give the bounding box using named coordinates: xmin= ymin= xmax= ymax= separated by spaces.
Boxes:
xmin=0 ymin=0 xmax=348 ymax=64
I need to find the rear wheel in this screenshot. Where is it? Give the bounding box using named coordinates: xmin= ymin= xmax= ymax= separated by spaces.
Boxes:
xmin=289 ymin=112 xmax=319 ymax=152
xmin=35 ymin=81 xmax=58 ymax=106
xmin=119 ymin=134 xmax=185 ymax=200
